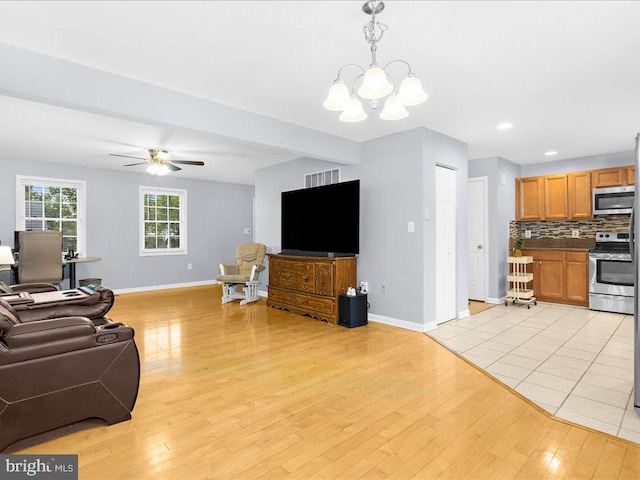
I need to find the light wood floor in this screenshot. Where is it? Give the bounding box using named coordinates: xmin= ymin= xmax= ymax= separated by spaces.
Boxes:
xmin=18 ymin=285 xmax=640 ymax=479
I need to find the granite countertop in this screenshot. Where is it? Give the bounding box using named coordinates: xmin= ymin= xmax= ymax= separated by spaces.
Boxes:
xmin=510 ymin=238 xmax=595 ymax=251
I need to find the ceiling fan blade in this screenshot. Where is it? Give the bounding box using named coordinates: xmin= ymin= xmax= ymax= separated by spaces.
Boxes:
xmin=171 ymin=160 xmax=205 ymax=166
xmin=110 ymin=153 xmax=149 ymax=161
xmin=166 ymin=163 xmax=181 ymax=172
xmin=123 ymin=162 xmax=149 ymax=167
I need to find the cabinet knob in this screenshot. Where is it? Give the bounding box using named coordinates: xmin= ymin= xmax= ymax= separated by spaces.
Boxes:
xmin=478 ymin=245 xmax=483 ymax=249
xmin=301 ymin=275 xmax=308 ymax=280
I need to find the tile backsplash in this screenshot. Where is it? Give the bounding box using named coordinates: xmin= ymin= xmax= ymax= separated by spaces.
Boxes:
xmin=509 ymin=215 xmax=631 ymax=239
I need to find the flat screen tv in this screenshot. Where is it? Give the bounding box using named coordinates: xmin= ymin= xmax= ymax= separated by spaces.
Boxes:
xmin=281 ymin=180 xmax=359 ymax=257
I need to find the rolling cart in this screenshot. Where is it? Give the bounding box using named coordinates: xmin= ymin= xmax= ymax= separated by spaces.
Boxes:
xmin=506 ymin=256 xmax=537 ymax=308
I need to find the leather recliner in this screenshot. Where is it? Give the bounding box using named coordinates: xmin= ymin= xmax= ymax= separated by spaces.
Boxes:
xmin=4 ymin=285 xmax=115 ymax=324
xmin=0 ymin=298 xmax=140 ymax=452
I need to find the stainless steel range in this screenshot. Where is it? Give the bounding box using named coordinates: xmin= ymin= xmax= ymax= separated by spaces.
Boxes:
xmin=589 ymin=231 xmax=634 ymax=314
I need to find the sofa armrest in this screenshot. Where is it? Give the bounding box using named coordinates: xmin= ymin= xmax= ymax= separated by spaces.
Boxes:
xmin=2 ymin=317 xmax=96 ymax=348
xmin=11 ymin=283 xmax=59 ymax=293
xmin=220 ymin=263 xmax=239 ymax=275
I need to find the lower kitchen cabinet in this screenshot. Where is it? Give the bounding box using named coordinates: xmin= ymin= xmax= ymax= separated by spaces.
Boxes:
xmin=522 ymin=249 xmax=589 ymax=306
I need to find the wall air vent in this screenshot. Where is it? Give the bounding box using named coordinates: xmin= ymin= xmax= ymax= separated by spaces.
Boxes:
xmin=304 ymin=169 xmax=340 ymax=188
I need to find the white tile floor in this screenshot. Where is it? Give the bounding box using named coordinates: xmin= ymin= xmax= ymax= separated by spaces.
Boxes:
xmin=427 ymin=302 xmax=640 ymax=444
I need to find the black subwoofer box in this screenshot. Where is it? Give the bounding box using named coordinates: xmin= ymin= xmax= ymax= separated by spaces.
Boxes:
xmin=338 ymin=293 xmax=368 ymax=328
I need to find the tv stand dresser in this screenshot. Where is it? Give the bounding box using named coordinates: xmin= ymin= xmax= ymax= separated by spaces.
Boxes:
xmin=266 ymin=254 xmax=356 ymax=324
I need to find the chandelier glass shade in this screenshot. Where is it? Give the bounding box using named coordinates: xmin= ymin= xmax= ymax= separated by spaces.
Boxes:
xmin=323 ymin=1 xmax=428 ymax=123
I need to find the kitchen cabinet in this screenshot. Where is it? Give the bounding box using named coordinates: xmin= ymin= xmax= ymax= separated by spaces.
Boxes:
xmin=592 ymin=167 xmax=626 ymax=188
xmin=522 ymin=249 xmax=588 ymax=306
xmin=565 ymin=252 xmax=589 ymax=303
xmin=626 ymin=166 xmax=635 ymax=185
xmin=516 ymin=177 xmax=544 ymax=220
xmin=544 ymin=175 xmax=569 ymax=219
xmin=517 ymin=172 xmax=591 ymax=221
xmin=567 ymin=171 xmax=592 ymax=219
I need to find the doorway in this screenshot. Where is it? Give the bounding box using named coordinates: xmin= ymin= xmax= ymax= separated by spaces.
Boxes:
xmin=467 ymin=177 xmax=488 ymax=301
xmin=435 ymin=165 xmax=457 ymax=324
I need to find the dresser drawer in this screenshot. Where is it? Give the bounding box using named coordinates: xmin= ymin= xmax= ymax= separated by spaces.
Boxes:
xmin=267 ymin=287 xmax=334 ymax=316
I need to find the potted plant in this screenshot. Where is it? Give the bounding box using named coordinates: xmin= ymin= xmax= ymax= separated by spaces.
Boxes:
xmin=513 ymin=239 xmax=524 ymax=257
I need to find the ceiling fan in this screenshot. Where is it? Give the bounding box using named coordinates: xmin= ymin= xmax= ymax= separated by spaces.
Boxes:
xmin=110 ymin=148 xmax=205 ymax=175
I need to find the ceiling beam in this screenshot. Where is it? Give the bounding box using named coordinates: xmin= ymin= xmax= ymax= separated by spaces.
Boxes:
xmin=0 ymin=42 xmax=360 ymax=165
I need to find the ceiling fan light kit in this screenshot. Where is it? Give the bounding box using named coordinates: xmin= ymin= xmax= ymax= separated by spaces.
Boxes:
xmin=110 ymin=147 xmax=205 ymax=176
xmin=323 ymin=1 xmax=428 ymax=123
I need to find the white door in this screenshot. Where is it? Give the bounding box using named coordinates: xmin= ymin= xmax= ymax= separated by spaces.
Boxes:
xmin=467 ymin=177 xmax=487 ymax=301
xmin=436 ymin=166 xmax=457 ymax=324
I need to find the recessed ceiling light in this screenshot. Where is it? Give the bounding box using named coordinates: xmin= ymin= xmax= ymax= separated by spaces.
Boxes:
xmin=496 ymin=123 xmax=513 ymax=130
xmin=545 ymin=151 xmax=558 ymax=156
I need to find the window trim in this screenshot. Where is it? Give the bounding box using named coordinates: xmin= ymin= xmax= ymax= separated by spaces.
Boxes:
xmin=139 ymin=186 xmax=188 ymax=256
xmin=15 ymin=175 xmax=87 ymax=254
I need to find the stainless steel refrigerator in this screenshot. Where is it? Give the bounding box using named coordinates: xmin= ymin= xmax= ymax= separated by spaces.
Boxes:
xmin=634 ymin=132 xmax=640 ymax=415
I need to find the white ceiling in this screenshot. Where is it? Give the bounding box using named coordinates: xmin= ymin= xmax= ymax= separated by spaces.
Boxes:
xmin=0 ymin=1 xmax=639 ymax=183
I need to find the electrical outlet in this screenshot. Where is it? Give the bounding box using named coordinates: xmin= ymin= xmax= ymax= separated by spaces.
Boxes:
xmin=187 ymin=263 xmax=192 ymax=270
xmin=381 ymin=284 xmax=387 ymax=294
xmin=524 ymin=230 xmax=532 ymax=238
xmin=407 ymin=221 xmax=415 ymax=233
xmin=572 ymin=230 xmax=580 ymax=238
xmin=360 ymin=281 xmax=368 ymax=293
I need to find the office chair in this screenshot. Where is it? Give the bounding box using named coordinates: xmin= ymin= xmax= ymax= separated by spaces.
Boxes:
xmin=216 ymin=243 xmax=267 ymax=305
xmin=16 ymin=231 xmax=64 ymax=287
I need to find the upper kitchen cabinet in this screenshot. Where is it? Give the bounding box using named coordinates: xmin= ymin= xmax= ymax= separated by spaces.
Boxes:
xmin=544 ymin=174 xmax=569 ymax=219
xmin=516 ymin=176 xmax=544 ymax=220
xmin=592 ymin=166 xmax=634 ymax=188
xmin=567 ymin=171 xmax=592 ymax=219
xmin=625 ymin=166 xmax=635 ymax=185
xmin=516 ymin=172 xmax=591 ymax=221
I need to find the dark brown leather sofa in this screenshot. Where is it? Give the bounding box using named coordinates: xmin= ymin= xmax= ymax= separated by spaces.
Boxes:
xmin=0 ymin=297 xmax=140 ymax=452
xmin=6 ymin=284 xmax=115 ymax=323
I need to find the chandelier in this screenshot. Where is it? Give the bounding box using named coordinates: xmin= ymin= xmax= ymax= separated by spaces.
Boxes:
xmin=323 ymin=1 xmax=428 ymax=122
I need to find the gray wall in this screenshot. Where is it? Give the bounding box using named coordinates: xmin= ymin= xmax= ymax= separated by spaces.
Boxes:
xmin=521 ymin=150 xmax=633 ymax=177
xmin=0 ymin=158 xmax=254 ymax=290
xmin=255 ymin=127 xmax=468 ymax=330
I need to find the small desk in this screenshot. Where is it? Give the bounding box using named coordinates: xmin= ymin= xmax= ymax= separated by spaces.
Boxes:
xmin=65 ymin=257 xmax=101 ymax=289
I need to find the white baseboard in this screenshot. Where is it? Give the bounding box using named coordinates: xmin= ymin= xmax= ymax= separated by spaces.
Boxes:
xmin=368 ymin=313 xmax=435 ymax=333
xmin=259 ymin=290 xmax=268 ymax=297
xmin=458 ymin=309 xmax=470 ymax=319
xmin=113 ymin=279 xmax=218 ymax=295
xmin=487 ymin=297 xmax=505 ymax=305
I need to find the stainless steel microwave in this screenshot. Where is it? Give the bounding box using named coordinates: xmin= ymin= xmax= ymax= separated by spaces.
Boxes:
xmin=592 ymin=185 xmax=635 ymax=215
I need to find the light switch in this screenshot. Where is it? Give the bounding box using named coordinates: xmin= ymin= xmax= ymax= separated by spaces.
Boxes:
xmin=408 ymin=221 xmax=415 ymax=233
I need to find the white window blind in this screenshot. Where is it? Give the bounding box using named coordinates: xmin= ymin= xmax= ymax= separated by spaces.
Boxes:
xmin=15 ymin=175 xmax=86 ymax=254
xmin=139 ymin=186 xmax=187 ymax=256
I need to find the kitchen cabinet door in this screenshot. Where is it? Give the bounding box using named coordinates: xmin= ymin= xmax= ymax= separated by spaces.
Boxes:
xmin=565 ymin=252 xmax=588 ymax=303
xmin=625 ymin=166 xmax=635 ymax=185
xmin=516 ymin=177 xmax=544 ymax=221
xmin=592 ymin=168 xmax=624 ymax=188
xmin=544 ymin=175 xmax=569 ymax=219
xmin=568 ymin=171 xmax=592 ymax=219
xmin=537 ymin=254 xmax=565 ymax=300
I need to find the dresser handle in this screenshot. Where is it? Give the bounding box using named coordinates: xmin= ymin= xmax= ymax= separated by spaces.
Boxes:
xmin=285 ymin=273 xmax=291 ymax=278
xmin=303 ymin=285 xmax=308 ymax=290
xmin=301 ymin=275 xmax=308 ymax=280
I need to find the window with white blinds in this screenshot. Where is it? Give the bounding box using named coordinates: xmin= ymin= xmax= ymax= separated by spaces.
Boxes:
xmin=15 ymin=175 xmax=86 ymax=254
xmin=140 ymin=186 xmax=187 ymax=256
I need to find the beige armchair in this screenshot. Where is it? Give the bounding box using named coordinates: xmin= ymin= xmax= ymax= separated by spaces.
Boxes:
xmin=216 ymin=243 xmax=267 ymax=305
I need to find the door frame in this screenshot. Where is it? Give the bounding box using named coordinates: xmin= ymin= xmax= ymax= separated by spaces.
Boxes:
xmin=468 ymin=176 xmax=489 ymax=303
